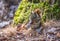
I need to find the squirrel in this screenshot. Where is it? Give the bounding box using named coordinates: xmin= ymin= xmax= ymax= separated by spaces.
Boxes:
xmin=26 ymin=8 xmax=42 ymax=31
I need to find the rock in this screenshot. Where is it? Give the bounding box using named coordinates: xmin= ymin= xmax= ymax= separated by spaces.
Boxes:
xmin=0 ymin=0 xmax=20 ymax=21
xmin=4 ymin=0 xmax=18 ymax=5
xmin=0 ymin=0 xmax=9 ymax=21
xmin=47 ymin=27 xmax=56 ymax=33
xmin=8 ymin=5 xmax=18 ymax=19
xmin=0 ymin=0 xmax=20 ymax=28
xmin=0 ymin=20 xmax=12 ymax=28
xmin=44 ymin=25 xmax=60 ymax=41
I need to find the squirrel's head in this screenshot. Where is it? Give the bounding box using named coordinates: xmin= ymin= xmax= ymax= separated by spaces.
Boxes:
xmin=34 ymin=8 xmax=41 ymax=15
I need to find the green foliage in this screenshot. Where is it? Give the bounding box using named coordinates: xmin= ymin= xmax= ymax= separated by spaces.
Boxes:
xmin=14 ymin=0 xmax=60 ymax=24
xmin=14 ymin=0 xmax=41 ymax=24
xmin=42 ymin=2 xmax=60 ymax=21
xmin=28 ymin=0 xmax=40 ymax=3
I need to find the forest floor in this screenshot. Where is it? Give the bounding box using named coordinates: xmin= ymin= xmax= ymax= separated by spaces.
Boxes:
xmin=0 ymin=20 xmax=60 ymax=41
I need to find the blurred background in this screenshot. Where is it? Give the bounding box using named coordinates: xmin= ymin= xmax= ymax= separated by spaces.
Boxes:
xmin=0 ymin=0 xmax=21 ymax=28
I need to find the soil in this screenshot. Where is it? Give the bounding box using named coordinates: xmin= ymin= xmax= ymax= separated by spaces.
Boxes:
xmin=0 ymin=20 xmax=60 ymax=41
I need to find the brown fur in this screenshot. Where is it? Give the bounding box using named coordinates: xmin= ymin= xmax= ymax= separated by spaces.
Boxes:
xmin=34 ymin=8 xmax=41 ymax=16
